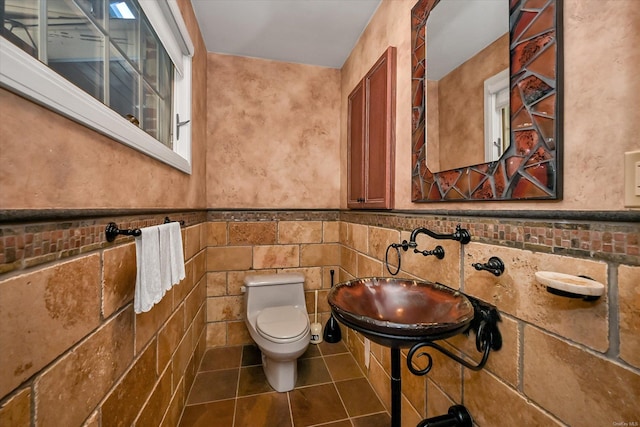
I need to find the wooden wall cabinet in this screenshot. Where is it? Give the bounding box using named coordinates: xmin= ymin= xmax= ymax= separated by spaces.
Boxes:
xmin=347 ymin=46 xmax=396 ymax=209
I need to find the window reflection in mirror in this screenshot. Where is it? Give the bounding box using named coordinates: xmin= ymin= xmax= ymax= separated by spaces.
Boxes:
xmin=425 ymin=0 xmax=509 ymax=172
xmin=484 ymin=68 xmax=510 ymax=163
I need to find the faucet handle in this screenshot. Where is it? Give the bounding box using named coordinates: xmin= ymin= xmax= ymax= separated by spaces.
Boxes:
xmin=391 ymin=240 xmax=417 ymax=251
xmin=472 ymin=256 xmax=505 ymax=276
xmin=414 ymin=245 xmax=445 ymax=259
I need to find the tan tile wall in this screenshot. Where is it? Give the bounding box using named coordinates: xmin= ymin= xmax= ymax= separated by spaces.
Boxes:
xmin=4 ymin=211 xmax=633 ymax=426
xmin=204 ymin=218 xmax=341 ymax=347
xmin=619 ymin=264 xmax=640 ymax=368
xmin=0 ymin=221 xmax=208 ymax=426
xmin=338 ymin=215 xmax=640 ymax=427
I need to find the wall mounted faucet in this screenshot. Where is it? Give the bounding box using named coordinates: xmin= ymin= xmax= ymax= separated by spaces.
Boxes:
xmin=409 ymin=224 xmax=471 ymax=245
xmin=384 ymin=225 xmax=471 ymax=275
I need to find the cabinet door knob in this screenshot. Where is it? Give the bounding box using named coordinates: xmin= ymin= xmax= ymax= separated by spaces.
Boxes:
xmin=357 ymin=198 xmax=365 ymax=203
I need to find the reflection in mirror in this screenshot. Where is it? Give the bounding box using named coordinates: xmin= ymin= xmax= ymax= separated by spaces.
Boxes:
xmin=484 ymin=68 xmax=510 ymax=163
xmin=426 ymin=0 xmax=509 ymax=172
xmin=411 ymin=0 xmax=562 ymax=202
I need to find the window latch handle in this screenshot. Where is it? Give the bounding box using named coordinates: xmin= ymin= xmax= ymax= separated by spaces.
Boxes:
xmin=176 ymin=114 xmax=190 ymax=140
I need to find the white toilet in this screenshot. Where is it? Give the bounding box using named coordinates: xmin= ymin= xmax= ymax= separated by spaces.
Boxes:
xmin=243 ymin=273 xmax=310 ymax=392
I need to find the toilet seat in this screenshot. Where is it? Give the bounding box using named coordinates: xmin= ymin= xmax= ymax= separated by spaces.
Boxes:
xmin=256 ymin=306 xmax=309 ymax=343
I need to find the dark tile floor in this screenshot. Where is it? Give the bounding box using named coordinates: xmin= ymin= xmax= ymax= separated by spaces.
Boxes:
xmin=178 ymin=341 xmax=391 ymax=427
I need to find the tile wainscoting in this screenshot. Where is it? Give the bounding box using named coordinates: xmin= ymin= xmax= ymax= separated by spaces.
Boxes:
xmin=1 ymin=209 xmax=638 ymax=426
xmin=338 ymin=210 xmax=639 ymax=426
xmin=0 ymin=211 xmax=208 ymax=427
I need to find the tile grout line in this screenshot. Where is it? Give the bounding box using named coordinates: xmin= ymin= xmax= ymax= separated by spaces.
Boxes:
xmin=307 ymin=417 xmax=352 ymax=427
xmin=321 ymin=348 xmax=353 ymax=424
xmin=232 ymin=348 xmax=244 ymax=427
xmin=286 ymin=390 xmax=295 ymax=427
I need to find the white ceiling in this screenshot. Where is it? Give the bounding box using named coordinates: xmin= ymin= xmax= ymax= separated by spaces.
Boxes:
xmin=190 ymin=0 xmax=382 ymax=69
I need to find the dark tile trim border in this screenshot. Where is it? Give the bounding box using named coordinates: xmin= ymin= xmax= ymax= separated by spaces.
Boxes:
xmin=0 ymin=211 xmax=207 ymax=274
xmin=0 ymin=209 xmax=637 ymax=275
xmin=207 ymin=209 xmax=340 ymax=222
xmin=0 ymin=209 xmax=205 ymax=223
xmin=349 ymin=209 xmax=640 ymax=223
xmin=341 ymin=211 xmax=639 ymax=266
xmin=2 ymin=208 xmax=636 ymax=224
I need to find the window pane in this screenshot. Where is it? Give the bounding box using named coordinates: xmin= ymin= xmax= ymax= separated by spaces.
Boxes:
xmin=109 ymin=0 xmax=139 ymax=67
xmin=157 ymin=45 xmax=173 ymax=146
xmin=75 ymin=0 xmax=106 ymax=29
xmin=142 ymin=82 xmax=172 ymax=147
xmin=159 ymin=90 xmax=172 ymax=147
xmin=141 ymin=18 xmax=158 ymax=88
xmin=142 ymin=81 xmax=158 ymax=139
xmin=48 ymin=0 xmax=105 ymax=101
xmin=142 ymin=17 xmax=173 ymax=147
xmin=2 ymin=0 xmax=40 ymax=58
xmin=158 ymin=44 xmax=172 ymax=98
xmin=109 ymin=43 xmax=139 ymax=121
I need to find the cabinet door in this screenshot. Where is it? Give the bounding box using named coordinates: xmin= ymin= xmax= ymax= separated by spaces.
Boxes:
xmin=347 ymin=47 xmax=396 ymax=210
xmin=365 ymin=48 xmax=395 ymax=209
xmin=347 ymin=81 xmax=366 ymax=208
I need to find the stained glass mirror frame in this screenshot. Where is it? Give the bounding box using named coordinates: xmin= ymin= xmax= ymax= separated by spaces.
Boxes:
xmin=411 ymin=0 xmax=563 ymax=202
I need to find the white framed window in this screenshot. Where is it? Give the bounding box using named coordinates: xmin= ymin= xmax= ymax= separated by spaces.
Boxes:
xmin=484 ymin=68 xmax=510 ymax=163
xmin=0 ymin=0 xmax=193 ymax=173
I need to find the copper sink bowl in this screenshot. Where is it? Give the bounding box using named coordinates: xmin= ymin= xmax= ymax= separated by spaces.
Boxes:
xmin=327 ymin=277 xmax=474 ymax=347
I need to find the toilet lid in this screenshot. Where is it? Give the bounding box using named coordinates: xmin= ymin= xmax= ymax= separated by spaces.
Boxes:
xmin=256 ymin=306 xmax=309 ymax=342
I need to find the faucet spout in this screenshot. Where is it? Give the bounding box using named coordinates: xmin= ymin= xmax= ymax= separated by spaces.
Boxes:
xmin=409 ymin=224 xmax=471 ymax=245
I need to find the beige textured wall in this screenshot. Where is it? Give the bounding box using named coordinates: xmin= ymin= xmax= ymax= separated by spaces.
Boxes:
xmin=341 ymin=0 xmax=640 ymax=211
xmin=341 ymin=0 xmax=414 ymax=210
xmin=0 ymin=0 xmax=207 ymax=210
xmin=206 ymin=54 xmax=341 ymax=209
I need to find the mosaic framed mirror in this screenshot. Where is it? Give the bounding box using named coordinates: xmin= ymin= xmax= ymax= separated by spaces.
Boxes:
xmin=411 ymin=0 xmax=563 ymax=202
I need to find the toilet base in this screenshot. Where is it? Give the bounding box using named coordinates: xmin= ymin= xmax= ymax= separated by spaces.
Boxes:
xmin=262 ymin=353 xmax=298 ymax=392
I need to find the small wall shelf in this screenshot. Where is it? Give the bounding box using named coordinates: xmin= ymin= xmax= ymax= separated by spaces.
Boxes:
xmin=535 ymin=271 xmax=604 ymax=301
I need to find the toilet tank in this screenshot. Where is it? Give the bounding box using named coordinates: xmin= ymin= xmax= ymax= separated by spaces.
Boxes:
xmin=244 ymin=273 xmax=306 ymax=314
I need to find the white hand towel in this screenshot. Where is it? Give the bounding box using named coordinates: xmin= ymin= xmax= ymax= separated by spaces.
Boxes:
xmin=134 ymin=225 xmax=162 ymax=313
xmin=158 ymin=223 xmax=173 ymax=293
xmin=168 ymin=222 xmax=186 ymax=284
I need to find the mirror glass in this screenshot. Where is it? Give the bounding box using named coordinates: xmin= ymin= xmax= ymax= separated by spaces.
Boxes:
xmin=426 ymin=0 xmax=509 ymax=172
xmin=411 ymin=0 xmax=562 ymax=202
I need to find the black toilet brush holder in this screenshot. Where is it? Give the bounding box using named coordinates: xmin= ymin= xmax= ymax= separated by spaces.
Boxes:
xmin=323 ymin=269 xmax=342 ymax=343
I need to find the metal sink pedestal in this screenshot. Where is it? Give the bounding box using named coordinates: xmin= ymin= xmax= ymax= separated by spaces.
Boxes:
xmin=328 ymin=278 xmax=502 ymax=427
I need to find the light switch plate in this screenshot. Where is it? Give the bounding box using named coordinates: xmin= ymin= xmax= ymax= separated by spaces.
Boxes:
xmin=624 ymin=150 xmax=640 ymax=208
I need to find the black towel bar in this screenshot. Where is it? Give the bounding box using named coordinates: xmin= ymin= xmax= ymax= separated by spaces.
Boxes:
xmin=105 ymin=222 xmax=141 ymax=242
xmin=163 ymin=216 xmax=185 ymax=226
xmin=106 ymin=218 xmax=184 ymax=242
